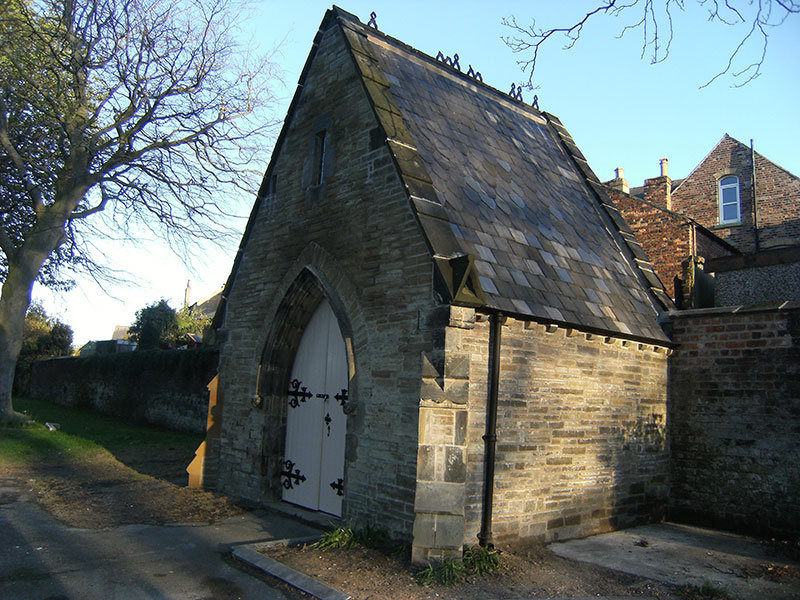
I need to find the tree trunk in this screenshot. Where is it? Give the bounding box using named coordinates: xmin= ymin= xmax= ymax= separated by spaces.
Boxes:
xmin=0 ymin=269 xmax=37 ymax=423
xmin=0 ymin=282 xmax=33 ymax=423
xmin=0 ymin=217 xmax=67 ymax=424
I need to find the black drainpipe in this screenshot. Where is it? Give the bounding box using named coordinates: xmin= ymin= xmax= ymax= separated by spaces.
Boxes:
xmin=478 ymin=311 xmax=502 ymax=548
xmin=751 ymin=138 xmax=760 ymax=252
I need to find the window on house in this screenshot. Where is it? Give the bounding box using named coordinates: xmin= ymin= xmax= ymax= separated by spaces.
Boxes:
xmin=314 ymin=129 xmax=327 ymax=185
xmin=718 ymin=176 xmax=740 ymax=224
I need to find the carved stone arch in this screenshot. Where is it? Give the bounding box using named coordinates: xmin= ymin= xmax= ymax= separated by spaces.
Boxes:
xmin=254 ymin=243 xmax=368 ymax=502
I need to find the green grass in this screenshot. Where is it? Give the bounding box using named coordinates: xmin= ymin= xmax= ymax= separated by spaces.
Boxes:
xmin=0 ymin=422 xmax=106 ymax=466
xmin=312 ymin=525 xmax=502 ymax=587
xmin=312 ymin=526 xmax=358 ymax=550
xmin=312 ymin=524 xmax=391 ymax=551
xmin=463 ymin=545 xmax=501 ymax=576
xmin=415 ymin=558 xmax=466 ymax=586
xmin=0 ymin=396 xmax=203 ymax=468
xmin=415 ymin=546 xmax=502 ymax=586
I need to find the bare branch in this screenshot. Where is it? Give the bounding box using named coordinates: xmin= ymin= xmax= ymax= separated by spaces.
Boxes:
xmin=0 ymin=0 xmax=282 ymax=304
xmin=502 ymin=1 xmax=625 ymax=87
xmin=0 ymin=97 xmax=47 ymax=215
xmin=69 ymin=182 xmax=109 ymax=219
xmin=503 ymin=0 xmax=800 ymax=88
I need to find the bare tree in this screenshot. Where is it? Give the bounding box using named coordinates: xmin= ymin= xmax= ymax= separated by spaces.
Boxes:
xmin=503 ymin=0 xmax=800 ymax=88
xmin=0 ymin=0 xmax=280 ymax=422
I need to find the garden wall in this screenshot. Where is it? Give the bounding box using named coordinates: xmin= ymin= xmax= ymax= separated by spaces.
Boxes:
xmin=451 ymin=312 xmax=671 ymax=546
xmin=706 ymin=246 xmax=800 ymax=307
xmin=27 ymin=349 xmax=218 ymax=433
xmin=664 ymin=303 xmax=800 ymax=538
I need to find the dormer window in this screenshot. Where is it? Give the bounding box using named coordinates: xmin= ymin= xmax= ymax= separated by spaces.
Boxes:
xmin=718 ymin=176 xmax=740 ymax=225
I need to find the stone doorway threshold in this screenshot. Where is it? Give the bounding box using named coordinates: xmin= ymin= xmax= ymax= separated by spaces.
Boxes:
xmin=549 ymin=522 xmax=799 ymax=600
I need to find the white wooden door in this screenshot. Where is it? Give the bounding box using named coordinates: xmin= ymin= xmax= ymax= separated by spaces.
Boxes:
xmin=282 ymin=299 xmax=348 ymax=516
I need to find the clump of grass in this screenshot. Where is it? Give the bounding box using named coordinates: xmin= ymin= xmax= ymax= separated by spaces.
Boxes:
xmin=416 ymin=545 xmax=502 ymax=586
xmin=389 ymin=539 xmax=412 ymax=561
xmin=311 ymin=523 xmax=391 ymax=551
xmin=463 ymin=545 xmax=501 ymax=576
xmin=312 ymin=526 xmax=502 ymax=586
xmin=678 ymin=581 xmax=734 ymax=600
xmin=353 ymin=523 xmax=390 ymax=547
xmin=416 ymin=557 xmax=466 ymax=586
xmin=312 ymin=526 xmax=356 ymax=550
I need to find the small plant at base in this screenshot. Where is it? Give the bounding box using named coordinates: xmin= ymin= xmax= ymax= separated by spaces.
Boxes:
xmin=389 ymin=539 xmax=412 ymax=561
xmin=352 ymin=523 xmax=389 ymax=547
xmin=463 ymin=545 xmax=501 ymax=576
xmin=311 ymin=524 xmax=392 ymax=551
xmin=416 ymin=545 xmax=502 ymax=586
xmin=311 ymin=527 xmax=355 ymax=550
xmin=416 ymin=557 xmax=466 ymax=586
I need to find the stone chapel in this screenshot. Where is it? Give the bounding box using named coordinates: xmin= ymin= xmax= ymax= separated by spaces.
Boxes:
xmin=206 ymin=7 xmax=674 ymax=562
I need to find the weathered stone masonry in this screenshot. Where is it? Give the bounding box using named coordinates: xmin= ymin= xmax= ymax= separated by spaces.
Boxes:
xmin=211 ymin=8 xmax=676 ymax=562
xmin=28 ymin=350 xmax=216 ymax=433
xmin=415 ymin=308 xmax=670 ymax=549
xmin=665 ymin=304 xmax=800 ymax=538
xmin=213 ymin=22 xmax=443 ymax=540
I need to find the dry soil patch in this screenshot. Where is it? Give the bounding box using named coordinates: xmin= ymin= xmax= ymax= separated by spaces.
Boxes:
xmin=258 ymin=541 xmax=680 ymax=600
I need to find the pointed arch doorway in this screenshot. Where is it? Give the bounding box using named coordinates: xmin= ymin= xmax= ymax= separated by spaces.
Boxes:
xmin=282 ymin=298 xmax=348 ymax=516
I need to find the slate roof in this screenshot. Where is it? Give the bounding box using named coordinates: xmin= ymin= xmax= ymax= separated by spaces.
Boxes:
xmin=214 ymin=8 xmax=672 ymax=344
xmin=336 ymin=9 xmax=670 ymax=343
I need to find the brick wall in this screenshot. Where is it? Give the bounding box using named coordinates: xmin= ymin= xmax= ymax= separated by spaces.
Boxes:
xmin=671 ymin=135 xmax=800 ymax=252
xmin=752 ymin=154 xmax=800 ymax=249
xmin=665 ymin=304 xmax=800 ymax=538
xmin=607 ymin=187 xmax=734 ymax=301
xmin=213 ymin=23 xmax=441 ymax=540
xmin=27 ymin=349 xmax=217 ymax=433
xmin=694 ymin=227 xmax=735 ymax=262
xmin=608 ymin=188 xmax=689 ymax=298
xmin=453 ymin=312 xmax=670 ymax=545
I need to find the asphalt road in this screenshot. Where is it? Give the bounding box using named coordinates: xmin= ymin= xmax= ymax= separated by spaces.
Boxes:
xmin=0 ymin=478 xmax=320 ymax=600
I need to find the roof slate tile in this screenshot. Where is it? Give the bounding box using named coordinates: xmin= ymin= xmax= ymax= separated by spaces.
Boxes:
xmin=346 ymin=17 xmax=668 ymax=342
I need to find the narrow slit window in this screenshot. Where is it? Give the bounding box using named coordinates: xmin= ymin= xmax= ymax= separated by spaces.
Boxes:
xmin=718 ymin=176 xmax=740 ymax=224
xmin=314 ymin=130 xmax=327 ymax=185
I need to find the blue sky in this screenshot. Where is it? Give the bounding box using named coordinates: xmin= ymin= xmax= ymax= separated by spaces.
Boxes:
xmin=36 ymin=1 xmax=800 ymax=346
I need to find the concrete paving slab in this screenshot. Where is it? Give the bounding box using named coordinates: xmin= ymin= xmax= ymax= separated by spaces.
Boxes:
xmin=0 ymin=479 xmax=322 ymax=599
xmin=550 ymin=522 xmax=800 ymax=600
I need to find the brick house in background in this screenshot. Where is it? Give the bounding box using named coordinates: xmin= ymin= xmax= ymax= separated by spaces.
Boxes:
xmin=204 ymin=7 xmax=675 ymax=562
xmin=606 ymin=135 xmax=800 ymax=307
xmin=605 ymin=162 xmax=738 ymax=306
xmin=603 ymin=137 xmax=800 ymax=539
xmin=670 ymin=134 xmax=800 ymax=252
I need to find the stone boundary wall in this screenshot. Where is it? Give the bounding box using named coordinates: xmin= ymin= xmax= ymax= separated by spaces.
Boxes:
xmin=706 ymin=247 xmax=800 ymax=306
xmin=664 ymin=304 xmax=800 ymax=538
xmin=27 ymin=349 xmax=218 ymax=433
xmin=454 ymin=311 xmax=671 ymax=546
